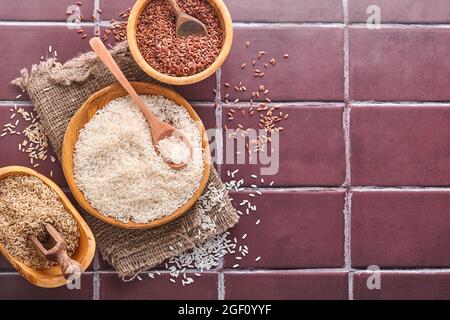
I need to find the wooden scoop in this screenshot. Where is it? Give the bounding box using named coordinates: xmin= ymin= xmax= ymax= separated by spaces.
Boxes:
xmin=30 ymin=224 xmax=82 ymax=280
xmin=167 ymin=0 xmax=208 ymax=37
xmin=89 ymin=37 xmax=192 ymax=169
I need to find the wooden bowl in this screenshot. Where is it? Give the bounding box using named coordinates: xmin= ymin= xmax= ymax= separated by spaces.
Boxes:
xmin=0 ymin=166 xmax=96 ymax=288
xmin=62 ymin=82 xmax=211 ymax=229
xmin=127 ymin=0 xmax=233 ymax=85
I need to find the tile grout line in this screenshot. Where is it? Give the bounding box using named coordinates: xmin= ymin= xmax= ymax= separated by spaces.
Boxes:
xmin=342 ymin=0 xmax=354 ymax=301
xmin=92 ymin=251 xmax=101 ymax=300
xmin=88 ymin=267 xmax=450 ymax=274
xmin=60 ymin=185 xmax=450 ymax=193
xmin=93 ymin=0 xmax=101 ymax=35
xmin=4 ymin=267 xmax=450 ymax=275
xmin=344 ymin=190 xmax=354 ymax=299
xmin=214 ymin=68 xmax=224 ymax=300
xmin=4 ymin=21 xmax=450 ymax=28
xmin=343 ymin=0 xmax=351 ymax=187
xmin=234 ymin=22 xmax=450 ymax=29
xmin=351 ymin=186 xmax=450 ymax=191
xmin=215 ymin=68 xmax=223 ymax=176
xmin=204 ymin=102 xmax=347 ymax=107
xmin=0 ymin=21 xmax=96 ymax=26
xmin=349 ymin=101 xmax=450 ymax=106
xmin=7 ymin=101 xmax=450 ymax=107
xmin=233 ymin=22 xmax=344 ymax=28
xmin=91 ymin=0 xmax=101 ymax=302
xmin=218 ymin=272 xmax=225 ymax=300
xmin=343 ymin=108 xmax=351 ymax=186
xmin=349 ymin=23 xmax=450 ymax=29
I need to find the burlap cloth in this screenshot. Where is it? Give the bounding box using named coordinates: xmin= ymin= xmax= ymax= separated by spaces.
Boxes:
xmin=12 ymin=42 xmax=239 ymax=278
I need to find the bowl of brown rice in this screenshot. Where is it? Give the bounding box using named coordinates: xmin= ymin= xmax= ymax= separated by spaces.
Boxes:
xmin=62 ymin=82 xmax=211 ymax=229
xmin=0 ymin=166 xmax=96 ymax=288
xmin=127 ymin=0 xmax=233 ymax=85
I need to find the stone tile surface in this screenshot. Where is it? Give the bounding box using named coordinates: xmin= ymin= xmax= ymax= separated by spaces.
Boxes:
xmin=354 ymin=272 xmax=450 ymax=300
xmin=0 ymin=105 xmax=67 ymax=186
xmin=224 ymin=191 xmax=345 ymax=269
xmin=222 ymin=26 xmax=344 ymax=102
xmin=352 ymin=191 xmax=450 ymax=268
xmin=221 ymin=104 xmax=345 ymax=186
xmin=0 ymin=0 xmax=95 ymax=21
xmin=0 ymin=273 xmax=93 ymax=300
xmin=0 ymin=26 xmax=93 ymax=100
xmin=100 ymin=272 xmax=218 ymax=300
xmin=349 ymin=28 xmax=450 ymax=101
xmin=224 ymin=272 xmax=349 ymax=300
xmin=349 ymin=0 xmax=450 ymax=23
xmin=225 ymin=0 xmax=343 ymax=22
xmin=351 ymin=106 xmax=450 ymax=186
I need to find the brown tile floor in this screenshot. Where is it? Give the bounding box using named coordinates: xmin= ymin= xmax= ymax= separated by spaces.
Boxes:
xmin=2 ymin=1 xmax=450 ymax=300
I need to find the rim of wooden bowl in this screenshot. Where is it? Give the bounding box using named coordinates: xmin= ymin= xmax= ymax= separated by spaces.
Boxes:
xmin=0 ymin=166 xmax=96 ymax=288
xmin=127 ymin=0 xmax=233 ymax=86
xmin=62 ymin=82 xmax=211 ymax=229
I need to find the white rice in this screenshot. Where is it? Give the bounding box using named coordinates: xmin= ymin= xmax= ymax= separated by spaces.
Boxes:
xmin=73 ymin=95 xmax=204 ymax=223
xmin=157 ymin=136 xmax=191 ymax=165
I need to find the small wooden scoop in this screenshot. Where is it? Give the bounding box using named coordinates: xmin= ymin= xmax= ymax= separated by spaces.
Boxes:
xmin=167 ymin=0 xmax=208 ymax=37
xmin=30 ymin=224 xmax=82 ymax=280
xmin=89 ymin=37 xmax=192 ymax=169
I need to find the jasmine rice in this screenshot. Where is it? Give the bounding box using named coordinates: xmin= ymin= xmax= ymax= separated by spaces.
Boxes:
xmin=73 ymin=95 xmax=204 ymax=223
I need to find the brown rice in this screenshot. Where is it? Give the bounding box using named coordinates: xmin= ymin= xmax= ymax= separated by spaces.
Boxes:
xmin=136 ymin=0 xmax=223 ymax=77
xmin=0 ymin=175 xmax=79 ymax=270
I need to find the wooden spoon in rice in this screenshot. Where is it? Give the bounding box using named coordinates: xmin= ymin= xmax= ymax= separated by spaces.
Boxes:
xmin=30 ymin=224 xmax=81 ymax=280
xmin=166 ymin=0 xmax=208 ymax=37
xmin=89 ymin=37 xmax=193 ymax=169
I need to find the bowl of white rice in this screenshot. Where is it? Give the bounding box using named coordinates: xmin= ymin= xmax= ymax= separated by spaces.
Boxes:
xmin=62 ymin=82 xmax=211 ymax=229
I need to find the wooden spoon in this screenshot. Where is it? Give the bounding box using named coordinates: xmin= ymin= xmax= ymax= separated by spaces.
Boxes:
xmin=30 ymin=224 xmax=82 ymax=281
xmin=89 ymin=37 xmax=192 ymax=169
xmin=167 ymin=0 xmax=208 ymax=37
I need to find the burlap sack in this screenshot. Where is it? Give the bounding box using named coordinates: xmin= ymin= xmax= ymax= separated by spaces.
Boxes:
xmin=12 ymin=42 xmax=239 ymax=278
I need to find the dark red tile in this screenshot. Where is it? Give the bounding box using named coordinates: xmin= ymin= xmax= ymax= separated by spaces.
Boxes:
xmin=192 ymin=103 xmax=217 ymax=163
xmin=0 ymin=255 xmax=13 ymax=271
xmin=99 ymin=0 xmax=342 ymax=23
xmin=100 ymin=272 xmax=218 ymax=300
xmin=222 ymin=26 xmax=344 ymax=102
xmin=98 ymin=257 xmax=113 ymax=270
xmin=349 ymin=0 xmax=450 ymax=23
xmin=98 ymin=0 xmax=135 ymax=20
xmin=98 ymin=257 xmax=170 ymax=271
xmin=0 ymin=25 xmax=93 ymax=100
xmin=225 ymin=0 xmax=343 ymax=22
xmin=354 ymin=272 xmax=450 ymax=300
xmin=192 ymin=103 xmax=216 ymax=131
xmin=224 ymin=191 xmax=345 ymax=269
xmin=0 ymin=273 xmax=93 ymax=300
xmin=224 ymin=272 xmax=348 ymax=300
xmin=349 ymin=28 xmax=450 ymax=101
xmin=0 ymin=0 xmax=95 ymax=21
xmin=176 ymin=73 xmax=217 ymax=102
xmin=351 ymin=106 xmax=450 ymax=186
xmin=352 ymin=191 xmax=450 ymax=268
xmin=221 ymin=104 xmax=345 ymax=186
xmin=0 ymin=105 xmax=67 ymax=186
